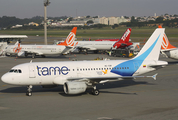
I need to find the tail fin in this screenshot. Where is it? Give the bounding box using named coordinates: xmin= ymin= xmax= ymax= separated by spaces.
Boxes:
xmin=14 ymin=42 xmax=22 ymax=53
xmin=133 ymin=28 xmax=165 ymax=61
xmin=113 ymin=28 xmax=132 ymax=48
xmin=161 ymin=34 xmax=176 ymax=50
xmin=14 ymin=41 xmax=19 ymax=45
xmin=158 ymin=26 xmax=176 ymax=50
xmin=58 ymin=27 xmax=77 ymax=47
xmin=119 ymin=28 xmax=131 ymax=43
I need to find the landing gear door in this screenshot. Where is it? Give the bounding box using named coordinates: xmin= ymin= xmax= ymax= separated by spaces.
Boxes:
xmin=29 ymin=65 xmax=36 ymax=78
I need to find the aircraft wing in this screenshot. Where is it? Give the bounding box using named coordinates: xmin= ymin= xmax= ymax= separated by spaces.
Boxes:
xmin=17 ymin=50 xmax=44 ymax=56
xmin=68 ymin=74 xmax=157 ymax=82
xmin=17 ymin=51 xmax=25 ymax=56
xmin=27 ymin=51 xmax=44 ymax=55
xmin=53 ymin=74 xmax=157 ymax=85
xmin=77 ymin=46 xmax=97 ymax=50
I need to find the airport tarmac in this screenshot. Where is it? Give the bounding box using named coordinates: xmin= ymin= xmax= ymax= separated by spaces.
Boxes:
xmin=0 ymin=53 xmax=178 ymax=120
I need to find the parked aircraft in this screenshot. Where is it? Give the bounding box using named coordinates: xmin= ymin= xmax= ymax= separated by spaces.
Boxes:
xmin=112 ymin=28 xmax=133 ymax=49
xmin=94 ymin=28 xmax=131 ymax=42
xmin=95 ymin=39 xmax=119 ymax=41
xmin=75 ymin=28 xmax=133 ymax=53
xmin=161 ymin=33 xmax=178 ymax=59
xmin=1 ymin=28 xmax=167 ymax=96
xmin=158 ymin=26 xmax=178 ymax=60
xmin=4 ymin=27 xmax=77 ymax=58
xmin=0 ymin=35 xmax=28 ymax=56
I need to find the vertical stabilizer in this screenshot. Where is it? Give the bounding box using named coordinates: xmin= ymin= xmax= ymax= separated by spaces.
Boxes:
xmin=113 ymin=28 xmax=132 ymax=49
xmin=158 ymin=25 xmax=176 ymax=50
xmin=119 ymin=28 xmax=132 ymax=43
xmin=161 ymin=34 xmax=176 ymax=50
xmin=58 ymin=27 xmax=77 ymax=47
xmin=133 ymin=28 xmax=165 ymax=61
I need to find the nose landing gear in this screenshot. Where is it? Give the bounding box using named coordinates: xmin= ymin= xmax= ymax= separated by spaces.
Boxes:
xmin=26 ymin=85 xmax=33 ymax=96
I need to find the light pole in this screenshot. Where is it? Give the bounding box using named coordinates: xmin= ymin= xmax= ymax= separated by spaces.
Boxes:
xmin=44 ymin=0 xmax=50 ymax=45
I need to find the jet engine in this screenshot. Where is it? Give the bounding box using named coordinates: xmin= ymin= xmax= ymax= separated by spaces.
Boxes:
xmin=63 ymin=82 xmax=87 ymax=94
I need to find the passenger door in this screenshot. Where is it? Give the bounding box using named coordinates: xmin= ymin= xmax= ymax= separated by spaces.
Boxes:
xmin=29 ymin=65 xmax=36 ymax=78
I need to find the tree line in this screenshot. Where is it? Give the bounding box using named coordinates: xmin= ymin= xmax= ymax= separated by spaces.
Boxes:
xmin=120 ymin=16 xmax=178 ymax=28
xmin=0 ymin=16 xmax=178 ymax=30
xmin=0 ymin=16 xmax=68 ymax=29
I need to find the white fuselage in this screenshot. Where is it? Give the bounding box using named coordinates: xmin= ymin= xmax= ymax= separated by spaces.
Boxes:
xmin=75 ymin=41 xmax=139 ymax=51
xmin=5 ymin=45 xmax=69 ymax=56
xmin=1 ymin=59 xmax=167 ymax=86
xmin=76 ymin=41 xmax=115 ymax=50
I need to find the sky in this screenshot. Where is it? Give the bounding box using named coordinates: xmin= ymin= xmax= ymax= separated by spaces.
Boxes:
xmin=0 ymin=0 xmax=178 ymax=19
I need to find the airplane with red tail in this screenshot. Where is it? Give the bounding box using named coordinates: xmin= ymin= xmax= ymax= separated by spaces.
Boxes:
xmin=94 ymin=28 xmax=131 ymax=42
xmin=112 ymin=28 xmax=133 ymax=49
xmin=74 ymin=28 xmax=133 ymax=53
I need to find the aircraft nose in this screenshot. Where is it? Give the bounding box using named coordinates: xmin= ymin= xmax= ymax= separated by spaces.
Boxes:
xmin=1 ymin=73 xmax=10 ymax=84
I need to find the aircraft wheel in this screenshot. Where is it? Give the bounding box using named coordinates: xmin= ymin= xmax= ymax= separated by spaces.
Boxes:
xmin=26 ymin=92 xmax=32 ymax=96
xmin=26 ymin=85 xmax=33 ymax=96
xmin=92 ymin=89 xmax=100 ymax=96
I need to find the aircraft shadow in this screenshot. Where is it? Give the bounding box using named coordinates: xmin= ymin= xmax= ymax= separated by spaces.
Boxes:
xmin=0 ymin=80 xmax=153 ymax=96
xmin=0 ymin=85 xmax=63 ymax=94
xmin=168 ymin=61 xmax=178 ymax=65
xmin=97 ymin=79 xmax=153 ymax=90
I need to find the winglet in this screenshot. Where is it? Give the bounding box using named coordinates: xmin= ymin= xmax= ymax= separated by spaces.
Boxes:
xmin=58 ymin=27 xmax=77 ymax=47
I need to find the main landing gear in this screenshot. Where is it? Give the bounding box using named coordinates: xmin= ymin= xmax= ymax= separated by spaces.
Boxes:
xmin=32 ymin=53 xmax=35 ymax=59
xmin=91 ymin=86 xmax=100 ymax=96
xmin=26 ymin=85 xmax=33 ymax=96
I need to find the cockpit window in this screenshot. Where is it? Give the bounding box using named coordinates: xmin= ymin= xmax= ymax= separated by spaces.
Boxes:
xmin=9 ymin=69 xmax=14 ymax=72
xmin=14 ymin=70 xmax=18 ymax=73
xmin=18 ymin=70 xmax=22 ymax=73
xmin=9 ymin=69 xmax=22 ymax=73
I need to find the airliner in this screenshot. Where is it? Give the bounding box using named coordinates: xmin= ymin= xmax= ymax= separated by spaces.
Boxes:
xmin=158 ymin=26 xmax=178 ymax=59
xmin=4 ymin=27 xmax=77 ymax=58
xmin=94 ymin=29 xmax=130 ymax=42
xmin=1 ymin=28 xmax=167 ymax=96
xmin=161 ymin=33 xmax=178 ymax=59
xmin=0 ymin=35 xmax=28 ymax=56
xmin=75 ymin=28 xmax=133 ymax=53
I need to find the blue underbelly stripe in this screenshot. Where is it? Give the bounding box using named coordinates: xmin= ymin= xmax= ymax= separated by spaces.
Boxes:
xmin=111 ymin=34 xmax=160 ymax=76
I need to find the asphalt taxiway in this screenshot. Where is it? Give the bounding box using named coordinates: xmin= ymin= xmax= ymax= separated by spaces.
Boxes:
xmin=0 ymin=53 xmax=178 ymax=120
